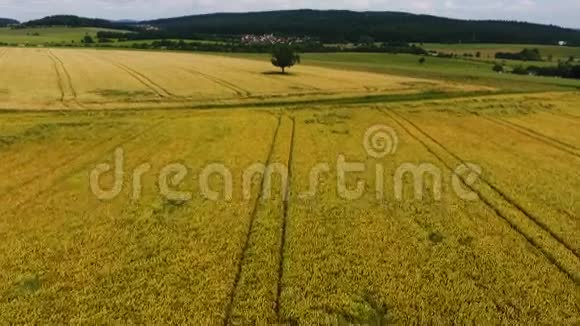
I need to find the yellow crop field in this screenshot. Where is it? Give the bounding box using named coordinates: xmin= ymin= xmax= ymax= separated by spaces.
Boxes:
xmin=0 ymin=48 xmax=491 ymax=111
xmin=0 ymin=48 xmax=578 ymax=324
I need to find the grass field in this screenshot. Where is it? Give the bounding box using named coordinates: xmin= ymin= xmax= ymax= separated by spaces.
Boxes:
xmin=421 ymin=43 xmax=580 ymax=61
xmin=0 ymin=48 xmax=579 ymax=323
xmin=221 ymin=52 xmax=580 ymax=92
xmin=0 ymin=27 xmax=128 ymax=45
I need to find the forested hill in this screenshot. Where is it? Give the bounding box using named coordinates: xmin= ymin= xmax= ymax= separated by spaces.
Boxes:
xmin=23 ymin=15 xmax=128 ymax=30
xmin=16 ymin=11 xmax=580 ymax=45
xmin=0 ymin=18 xmax=19 ymax=27
xmin=144 ymin=10 xmax=580 ymax=45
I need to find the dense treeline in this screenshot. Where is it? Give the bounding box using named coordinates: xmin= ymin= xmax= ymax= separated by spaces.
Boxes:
xmin=512 ymin=63 xmax=580 ymax=79
xmin=0 ymin=18 xmax=19 ymax=27
xmin=96 ymin=30 xmax=223 ymax=42
xmin=114 ymin=38 xmax=428 ymax=54
xmin=13 ymin=11 xmax=580 ymax=46
xmin=495 ymin=48 xmax=543 ymax=61
xmin=23 ymin=15 xmax=133 ymax=30
xmin=144 ymin=10 xmax=580 ymax=45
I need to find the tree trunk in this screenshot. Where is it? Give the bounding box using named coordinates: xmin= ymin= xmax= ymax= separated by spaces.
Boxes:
xmin=282 ymin=66 xmax=285 ymax=73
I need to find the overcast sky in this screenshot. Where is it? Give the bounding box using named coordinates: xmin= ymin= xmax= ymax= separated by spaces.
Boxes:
xmin=1 ymin=0 xmax=578 ymax=28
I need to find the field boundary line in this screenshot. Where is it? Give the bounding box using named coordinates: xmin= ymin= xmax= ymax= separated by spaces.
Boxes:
xmin=183 ymin=68 xmax=252 ymax=97
xmin=390 ymin=109 xmax=580 ymax=259
xmin=0 ymin=90 xmax=515 ymax=114
xmin=276 ymin=115 xmax=296 ymax=319
xmin=0 ymin=119 xmax=167 ymax=216
xmin=382 ymin=109 xmax=580 ymax=284
xmin=223 ymin=115 xmax=283 ymax=325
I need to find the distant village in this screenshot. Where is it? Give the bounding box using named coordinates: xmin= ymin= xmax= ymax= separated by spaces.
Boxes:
xmin=240 ymin=34 xmax=312 ymax=45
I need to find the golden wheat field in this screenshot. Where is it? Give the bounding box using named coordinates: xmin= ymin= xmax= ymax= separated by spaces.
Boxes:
xmin=0 ymin=47 xmax=490 ymax=111
xmin=0 ymin=48 xmax=579 ymax=324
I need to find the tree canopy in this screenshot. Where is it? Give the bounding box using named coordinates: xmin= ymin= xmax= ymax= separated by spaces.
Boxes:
xmin=271 ymin=45 xmax=301 ymax=73
xmin=495 ymin=48 xmax=543 ymax=61
xmin=23 ymin=15 xmax=131 ymax=30
xmin=0 ymin=18 xmax=19 ymax=27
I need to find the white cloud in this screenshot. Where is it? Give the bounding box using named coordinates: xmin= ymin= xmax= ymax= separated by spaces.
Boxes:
xmin=0 ymin=0 xmax=578 ymax=28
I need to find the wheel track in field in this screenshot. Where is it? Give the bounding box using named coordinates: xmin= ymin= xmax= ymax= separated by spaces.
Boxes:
xmin=183 ymin=68 xmax=252 ymax=97
xmin=48 ymin=50 xmax=78 ymax=98
xmin=223 ymin=115 xmax=282 ymax=325
xmin=98 ymin=56 xmax=175 ymax=99
xmin=388 ymin=109 xmax=580 ymax=258
xmin=46 ymin=50 xmax=85 ymax=110
xmin=382 ymin=109 xmax=580 ymax=284
xmin=276 ymin=115 xmax=296 ymax=319
xmin=0 ymin=119 xmax=167 ymax=216
xmin=447 ymin=120 xmax=578 ymax=221
xmin=47 ymin=50 xmax=66 ymax=103
xmin=478 ymin=115 xmax=580 ymax=159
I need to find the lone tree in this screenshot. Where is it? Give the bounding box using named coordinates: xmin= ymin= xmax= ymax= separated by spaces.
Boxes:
xmin=271 ymin=44 xmax=300 ymax=73
xmin=492 ymin=63 xmax=504 ymax=73
xmin=82 ymin=33 xmax=94 ymax=44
